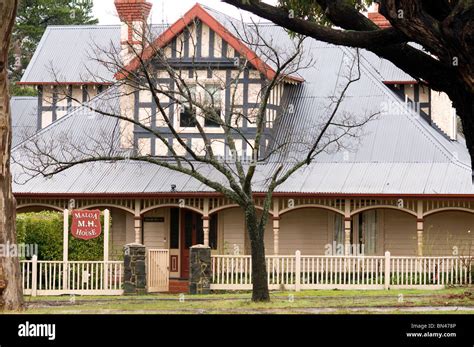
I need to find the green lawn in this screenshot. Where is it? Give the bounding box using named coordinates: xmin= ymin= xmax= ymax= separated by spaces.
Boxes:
xmin=7 ymin=288 xmax=474 ymax=314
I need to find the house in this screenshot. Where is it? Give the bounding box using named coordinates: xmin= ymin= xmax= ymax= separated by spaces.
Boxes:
xmin=11 ymin=1 xmax=473 ymax=290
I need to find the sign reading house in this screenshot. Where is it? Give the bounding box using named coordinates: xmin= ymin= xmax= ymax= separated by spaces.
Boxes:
xmin=71 ymin=210 xmax=102 ymax=240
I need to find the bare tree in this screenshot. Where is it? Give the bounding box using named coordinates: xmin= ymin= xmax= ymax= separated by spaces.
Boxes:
xmin=15 ymin=18 xmax=375 ymax=301
xmin=222 ymin=0 xmax=474 ymax=174
xmin=0 ymin=0 xmax=23 ymax=310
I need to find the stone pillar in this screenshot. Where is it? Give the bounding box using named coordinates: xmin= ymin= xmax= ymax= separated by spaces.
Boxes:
xmin=417 ymin=219 xmax=424 ymax=256
xmin=273 ymin=216 xmax=280 ymax=255
xmin=202 ymin=216 xmax=209 ymax=247
xmin=123 ymin=243 xmax=146 ymax=295
xmin=189 ymin=245 xmax=211 ymax=294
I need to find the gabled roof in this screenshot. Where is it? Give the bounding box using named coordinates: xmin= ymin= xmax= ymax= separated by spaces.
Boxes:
xmin=18 ymin=24 xmax=168 ymax=85
xmin=115 ymin=3 xmax=304 ymax=83
xmin=12 ymin=42 xmax=473 ymax=195
xmin=18 ymin=3 xmax=416 ymax=85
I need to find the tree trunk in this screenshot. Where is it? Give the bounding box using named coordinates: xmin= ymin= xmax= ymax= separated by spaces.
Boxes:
xmin=448 ymin=85 xmax=474 ymax=170
xmin=0 ymin=0 xmax=23 ymax=311
xmin=244 ymin=206 xmax=270 ymax=302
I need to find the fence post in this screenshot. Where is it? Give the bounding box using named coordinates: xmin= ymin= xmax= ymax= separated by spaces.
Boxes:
xmin=31 ymin=255 xmax=38 ymax=297
xmin=295 ymin=250 xmax=301 ymax=292
xmin=103 ymin=209 xmax=110 ymax=290
xmin=63 ymin=209 xmax=69 ymax=292
xmin=384 ymin=251 xmax=391 ymax=290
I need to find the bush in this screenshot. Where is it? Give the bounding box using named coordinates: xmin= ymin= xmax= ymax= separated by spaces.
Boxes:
xmin=16 ymin=211 xmax=110 ymax=261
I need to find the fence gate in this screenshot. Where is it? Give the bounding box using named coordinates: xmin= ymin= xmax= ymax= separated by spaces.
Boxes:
xmin=147 ymin=249 xmax=169 ymax=292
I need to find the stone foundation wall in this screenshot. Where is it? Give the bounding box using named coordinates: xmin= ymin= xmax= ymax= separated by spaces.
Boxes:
xmin=123 ymin=244 xmax=146 ymax=294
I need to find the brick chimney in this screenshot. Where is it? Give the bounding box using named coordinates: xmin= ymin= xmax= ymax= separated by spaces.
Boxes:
xmin=368 ymin=3 xmax=391 ymax=29
xmin=115 ymin=0 xmax=153 ymax=64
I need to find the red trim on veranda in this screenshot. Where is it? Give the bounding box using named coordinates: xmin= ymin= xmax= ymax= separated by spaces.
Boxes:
xmin=16 ymin=82 xmax=113 ymax=86
xmin=13 ymin=192 xmax=474 ymax=200
xmin=114 ymin=3 xmax=304 ymax=83
xmin=383 ymin=81 xmax=419 ymax=85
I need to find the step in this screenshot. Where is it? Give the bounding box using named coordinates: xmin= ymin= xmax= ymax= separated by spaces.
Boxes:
xmin=168 ymin=280 xmax=189 ymax=293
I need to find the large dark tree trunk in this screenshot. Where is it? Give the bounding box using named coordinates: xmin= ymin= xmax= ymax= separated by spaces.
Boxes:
xmin=450 ymin=87 xmax=474 ymax=170
xmin=244 ymin=206 xmax=270 ymax=302
xmin=0 ymin=0 xmax=23 ymax=311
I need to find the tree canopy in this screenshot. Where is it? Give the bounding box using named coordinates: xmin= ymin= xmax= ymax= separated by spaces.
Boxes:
xmin=9 ymin=0 xmax=97 ymax=94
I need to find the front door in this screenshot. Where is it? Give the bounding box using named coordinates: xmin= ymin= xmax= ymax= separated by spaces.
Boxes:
xmin=180 ymin=210 xmax=203 ymax=278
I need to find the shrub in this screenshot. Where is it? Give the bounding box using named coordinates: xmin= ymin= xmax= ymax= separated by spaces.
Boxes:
xmin=16 ymin=211 xmax=110 ymax=261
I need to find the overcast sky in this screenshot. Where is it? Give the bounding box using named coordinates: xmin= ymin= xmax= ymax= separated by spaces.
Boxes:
xmin=92 ymin=0 xmax=278 ymax=25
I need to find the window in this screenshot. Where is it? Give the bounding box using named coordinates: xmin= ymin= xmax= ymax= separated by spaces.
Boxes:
xmin=204 ymin=84 xmax=222 ymax=127
xmin=209 ymin=214 xmax=218 ymax=250
xmin=170 ymin=208 xmax=179 ymax=249
xmin=179 ymin=86 xmax=197 ymax=127
xmin=357 ymin=210 xmax=377 ymax=255
xmin=334 ymin=214 xmax=344 ymax=246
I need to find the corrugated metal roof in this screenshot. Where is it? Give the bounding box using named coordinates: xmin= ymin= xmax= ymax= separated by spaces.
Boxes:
xmin=10 ymin=96 xmax=37 ymax=147
xmin=20 ymin=24 xmax=168 ymax=83
xmin=12 ymin=5 xmax=473 ymax=196
xmin=359 ymin=49 xmax=415 ymax=82
xmin=20 ymin=6 xmax=415 ymax=85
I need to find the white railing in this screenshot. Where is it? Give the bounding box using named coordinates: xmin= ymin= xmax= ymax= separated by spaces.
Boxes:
xmin=389 ymin=256 xmax=471 ymax=289
xmin=211 ymin=251 xmax=473 ymax=291
xmin=21 ymin=256 xmax=124 ymax=296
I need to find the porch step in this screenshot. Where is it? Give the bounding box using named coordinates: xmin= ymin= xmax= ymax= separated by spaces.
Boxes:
xmin=168 ymin=279 xmax=189 ymax=293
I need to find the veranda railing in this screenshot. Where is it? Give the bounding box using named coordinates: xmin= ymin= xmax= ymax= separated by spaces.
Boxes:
xmin=211 ymin=251 xmax=473 ymax=290
xmin=21 ymin=256 xmax=124 ymax=296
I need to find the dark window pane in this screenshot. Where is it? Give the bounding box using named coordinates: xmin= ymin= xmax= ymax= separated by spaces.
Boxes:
xmin=180 ymin=107 xmax=196 ymax=127
xmin=209 ymin=214 xmax=218 ymax=250
xmin=196 ymin=216 xmax=204 ymax=245
xmin=204 ymin=108 xmax=221 ymax=127
xmin=204 ymin=84 xmax=221 ymax=128
xmin=170 ymin=208 xmax=179 ymax=249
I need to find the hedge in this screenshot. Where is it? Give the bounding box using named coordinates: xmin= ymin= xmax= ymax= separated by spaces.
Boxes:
xmin=16 ymin=211 xmax=110 ymax=261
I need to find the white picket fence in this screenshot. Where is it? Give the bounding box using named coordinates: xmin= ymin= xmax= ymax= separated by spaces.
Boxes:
xmin=211 ymin=251 xmax=473 ymax=290
xmin=21 ymin=256 xmax=124 ymax=296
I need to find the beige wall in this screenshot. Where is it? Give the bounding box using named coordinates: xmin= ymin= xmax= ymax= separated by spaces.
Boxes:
xmin=218 ymin=207 xmax=245 ymax=254
xmin=216 ymin=207 xmax=273 ymax=255
xmin=431 ymin=91 xmax=456 ymax=140
xmin=107 ymin=208 xmax=134 ymax=260
xmin=279 ymin=208 xmax=330 ymax=255
xmin=382 ymin=209 xmax=417 ymax=256
xmin=424 ymin=211 xmax=474 ymax=256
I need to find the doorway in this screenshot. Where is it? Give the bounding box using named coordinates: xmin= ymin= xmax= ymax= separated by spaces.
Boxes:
xmin=180 ymin=210 xmax=203 ymax=278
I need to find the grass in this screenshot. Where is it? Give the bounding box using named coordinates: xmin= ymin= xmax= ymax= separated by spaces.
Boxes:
xmin=5 ymin=287 xmax=472 ymax=314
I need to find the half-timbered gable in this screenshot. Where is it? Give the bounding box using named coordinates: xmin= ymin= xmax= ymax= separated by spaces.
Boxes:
xmin=117 ymin=5 xmax=296 ymax=158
